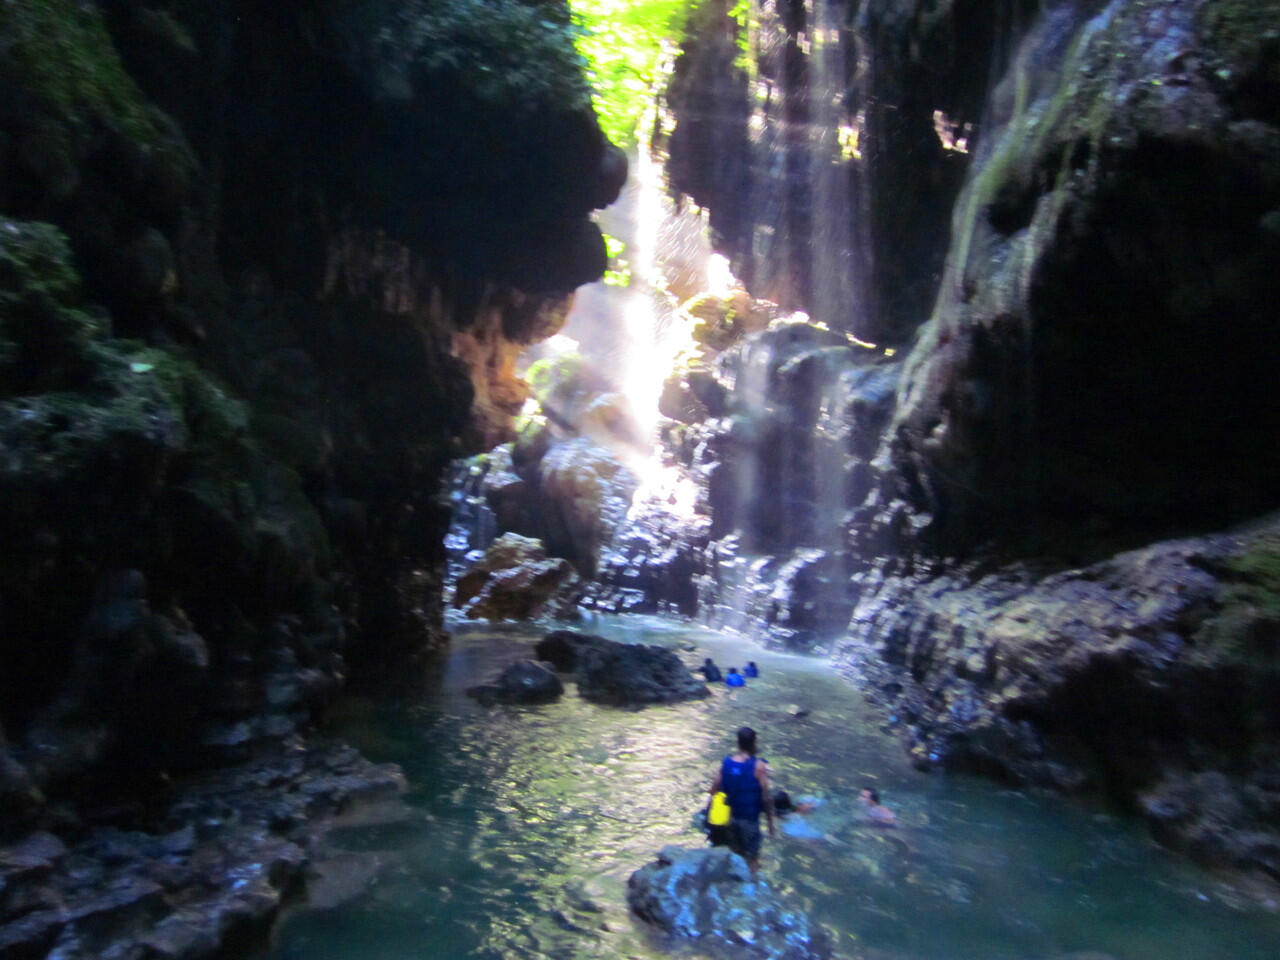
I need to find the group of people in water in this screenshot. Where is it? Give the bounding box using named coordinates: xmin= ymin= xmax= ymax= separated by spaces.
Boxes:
xmin=701 ymin=658 xmax=758 ymax=687
xmin=704 ymin=725 xmax=895 ymax=873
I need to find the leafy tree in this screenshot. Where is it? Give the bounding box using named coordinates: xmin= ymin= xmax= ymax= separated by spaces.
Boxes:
xmin=570 ymin=0 xmax=697 ymax=147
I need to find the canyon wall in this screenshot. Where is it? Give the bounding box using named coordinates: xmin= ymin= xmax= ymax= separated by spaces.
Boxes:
xmin=0 ymin=0 xmax=621 ymax=831
xmin=658 ymin=0 xmax=1280 ymax=885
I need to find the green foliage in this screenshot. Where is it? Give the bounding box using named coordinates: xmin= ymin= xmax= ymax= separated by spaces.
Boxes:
xmin=526 ymin=352 xmax=588 ymax=407
xmin=570 ymin=0 xmax=697 ymax=146
xmin=602 ymin=232 xmax=632 ymax=287
xmin=1196 ymin=532 xmax=1280 ymax=669
xmin=0 ymin=219 xmax=247 ymax=479
xmin=391 ymin=0 xmax=592 ymax=109
xmin=0 ymin=0 xmax=169 ymax=147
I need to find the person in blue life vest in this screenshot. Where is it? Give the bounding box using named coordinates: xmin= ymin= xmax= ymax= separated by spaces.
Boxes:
xmin=743 ymin=661 xmax=759 ymax=678
xmin=708 ymin=726 xmax=775 ymax=873
xmin=725 ymin=667 xmax=746 ymax=687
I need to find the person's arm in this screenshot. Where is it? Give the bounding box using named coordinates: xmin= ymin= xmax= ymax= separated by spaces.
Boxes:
xmin=757 ymin=761 xmax=775 ymax=835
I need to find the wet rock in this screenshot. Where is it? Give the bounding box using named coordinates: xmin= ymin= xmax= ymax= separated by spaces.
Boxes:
xmin=837 ymin=516 xmax=1280 ymax=881
xmin=467 ymin=660 xmax=564 ymax=706
xmin=576 ymin=640 xmax=708 ymax=707
xmin=536 ymin=631 xmax=708 ymax=707
xmin=628 ymin=845 xmax=831 ymax=960
xmin=454 ymin=533 xmax=583 ymax=621
xmin=535 ymin=439 xmax=639 ymax=578
xmin=861 ymin=0 xmax=1280 ymax=555
xmin=534 ymin=630 xmax=594 ymax=673
xmin=0 ymin=741 xmax=403 ymax=960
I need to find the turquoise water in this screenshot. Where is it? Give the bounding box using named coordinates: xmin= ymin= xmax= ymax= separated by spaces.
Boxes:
xmin=258 ymin=617 xmax=1280 ymax=960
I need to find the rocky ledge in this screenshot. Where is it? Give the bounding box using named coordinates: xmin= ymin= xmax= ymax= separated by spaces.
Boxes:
xmin=0 ymin=740 xmax=404 ymax=960
xmin=842 ymin=515 xmax=1280 ymax=886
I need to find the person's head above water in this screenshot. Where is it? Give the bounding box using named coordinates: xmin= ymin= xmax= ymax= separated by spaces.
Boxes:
xmin=704 ymin=657 xmax=715 ymax=665
xmin=860 ymin=787 xmax=880 ymax=804
xmin=737 ymin=726 xmax=757 ymax=754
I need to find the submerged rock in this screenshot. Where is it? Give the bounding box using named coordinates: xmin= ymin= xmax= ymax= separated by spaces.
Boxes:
xmin=466 ymin=659 xmax=564 ymax=706
xmin=627 ymin=845 xmax=831 ymax=960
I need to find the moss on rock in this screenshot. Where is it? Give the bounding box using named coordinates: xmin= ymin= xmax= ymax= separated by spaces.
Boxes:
xmin=0 ymin=220 xmax=103 ymax=393
xmin=1196 ymin=528 xmax=1280 ymax=669
xmin=1198 ymin=0 xmax=1280 ymax=112
xmin=0 ymin=0 xmax=190 ymax=171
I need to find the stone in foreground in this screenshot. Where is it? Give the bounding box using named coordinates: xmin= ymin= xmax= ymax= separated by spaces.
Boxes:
xmin=628 ymin=846 xmax=830 ymax=960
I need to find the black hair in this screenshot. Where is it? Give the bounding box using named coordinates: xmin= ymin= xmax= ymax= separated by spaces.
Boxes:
xmin=863 ymin=787 xmax=880 ymax=804
xmin=737 ymin=726 xmax=757 ymax=754
xmin=728 ymin=666 xmax=739 ymax=672
xmin=772 ymin=789 xmax=792 ymax=813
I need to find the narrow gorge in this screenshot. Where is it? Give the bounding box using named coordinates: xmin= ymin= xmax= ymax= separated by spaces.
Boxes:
xmin=1 ymin=2 xmax=1279 ymax=959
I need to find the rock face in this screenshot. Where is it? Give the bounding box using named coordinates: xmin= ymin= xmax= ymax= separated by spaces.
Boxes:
xmin=844 ymin=516 xmax=1280 ymax=881
xmin=648 ymin=0 xmax=1280 ymax=887
xmin=628 ymin=845 xmax=831 ymax=960
xmin=535 ymin=631 xmax=709 ymax=706
xmin=462 ymin=429 xmax=639 ymax=580
xmin=857 ymin=0 xmax=1280 ymax=556
xmin=0 ymin=0 xmax=621 ymax=948
xmin=453 ymin=533 xmax=583 ymax=621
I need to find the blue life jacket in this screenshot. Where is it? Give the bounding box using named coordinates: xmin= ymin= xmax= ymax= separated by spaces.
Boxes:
xmin=744 ymin=663 xmax=759 ymax=678
xmin=721 ymin=755 xmax=763 ymax=820
xmin=725 ymin=672 xmax=745 ymax=687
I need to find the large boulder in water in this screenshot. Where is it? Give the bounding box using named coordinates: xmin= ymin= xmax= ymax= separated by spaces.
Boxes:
xmin=628 ymin=845 xmax=831 ymax=960
xmin=535 ymin=631 xmax=708 ymax=706
xmin=467 ymin=660 xmax=563 ymax=706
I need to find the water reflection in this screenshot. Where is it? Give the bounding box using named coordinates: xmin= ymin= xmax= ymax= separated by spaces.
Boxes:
xmin=260 ymin=617 xmax=1280 ymax=960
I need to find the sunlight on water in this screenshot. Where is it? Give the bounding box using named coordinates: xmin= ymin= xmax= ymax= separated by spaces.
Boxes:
xmin=260 ymin=618 xmax=1280 ymax=960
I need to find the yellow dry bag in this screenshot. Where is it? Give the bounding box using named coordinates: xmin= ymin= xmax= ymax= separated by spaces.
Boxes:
xmin=708 ymin=791 xmax=731 ymax=826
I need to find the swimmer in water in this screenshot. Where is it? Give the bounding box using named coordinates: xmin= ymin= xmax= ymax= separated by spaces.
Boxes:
xmin=859 ymin=787 xmax=896 ymax=826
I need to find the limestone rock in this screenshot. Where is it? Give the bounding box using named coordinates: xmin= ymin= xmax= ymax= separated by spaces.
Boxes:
xmin=454 ymin=533 xmax=582 ymax=621
xmin=627 ymin=845 xmax=831 ymax=960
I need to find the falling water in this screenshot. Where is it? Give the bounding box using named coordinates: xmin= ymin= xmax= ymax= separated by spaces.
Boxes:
xmin=542 ymin=126 xmax=722 ymax=517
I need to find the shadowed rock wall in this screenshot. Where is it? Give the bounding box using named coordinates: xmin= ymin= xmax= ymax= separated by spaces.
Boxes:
xmin=0 ymin=0 xmax=621 ymax=833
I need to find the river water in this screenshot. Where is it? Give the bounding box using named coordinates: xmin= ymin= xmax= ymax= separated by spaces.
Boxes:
xmin=258 ymin=617 xmax=1280 ymax=960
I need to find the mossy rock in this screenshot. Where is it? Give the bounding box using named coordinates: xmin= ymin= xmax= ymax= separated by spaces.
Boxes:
xmin=1195 ymin=528 xmax=1280 ymax=670
xmin=0 ymin=0 xmax=193 ymax=182
xmin=1198 ymin=0 xmax=1280 ymax=115
xmin=0 ymin=221 xmax=103 ymax=394
xmin=0 ymin=220 xmax=326 ymax=601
